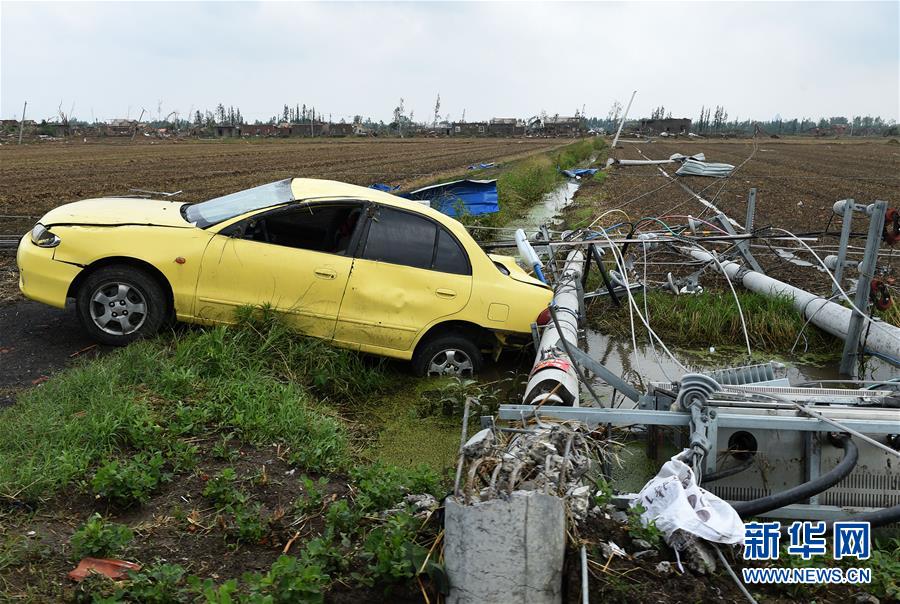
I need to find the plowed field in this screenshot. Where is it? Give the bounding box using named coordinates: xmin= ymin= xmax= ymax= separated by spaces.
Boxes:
xmin=0 ymin=137 xmax=568 ymax=221
xmin=583 ymin=138 xmax=900 ymax=294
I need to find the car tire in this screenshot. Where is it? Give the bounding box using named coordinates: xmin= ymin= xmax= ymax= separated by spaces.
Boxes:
xmin=76 ymin=265 xmax=168 ymax=346
xmin=412 ymin=333 xmax=484 ymax=377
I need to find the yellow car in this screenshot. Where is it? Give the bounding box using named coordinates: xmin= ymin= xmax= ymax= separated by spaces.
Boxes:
xmin=17 ymin=178 xmax=552 ymax=376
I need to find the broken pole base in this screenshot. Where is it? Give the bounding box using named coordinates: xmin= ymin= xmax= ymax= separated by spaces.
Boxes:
xmin=444 ymin=491 xmax=566 ymax=604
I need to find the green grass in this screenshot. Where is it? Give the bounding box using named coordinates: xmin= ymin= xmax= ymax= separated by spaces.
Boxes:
xmin=588 ymin=290 xmax=840 ymax=354
xmin=0 ymin=310 xmax=392 ymax=502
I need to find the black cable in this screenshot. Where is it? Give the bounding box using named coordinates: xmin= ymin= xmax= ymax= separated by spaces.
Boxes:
xmin=703 ymin=456 xmax=755 ymax=484
xmin=733 ymin=436 xmax=858 ymax=519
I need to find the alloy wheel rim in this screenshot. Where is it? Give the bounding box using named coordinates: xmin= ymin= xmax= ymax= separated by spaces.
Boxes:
xmin=427 ymin=349 xmax=474 ymax=376
xmin=89 ymin=282 xmax=148 ymax=336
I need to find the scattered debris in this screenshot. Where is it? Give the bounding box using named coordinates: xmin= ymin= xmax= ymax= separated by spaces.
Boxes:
xmin=405 ymin=179 xmax=499 ymax=217
xmin=68 ymin=558 xmax=141 ymax=582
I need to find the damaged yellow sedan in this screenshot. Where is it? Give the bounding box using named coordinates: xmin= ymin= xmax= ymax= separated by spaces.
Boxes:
xmin=17 ymin=178 xmax=552 ymax=375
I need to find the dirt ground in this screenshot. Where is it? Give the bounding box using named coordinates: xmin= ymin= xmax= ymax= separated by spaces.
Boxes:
xmin=0 ymin=136 xmax=567 ymax=220
xmin=575 ymin=137 xmax=900 ymax=296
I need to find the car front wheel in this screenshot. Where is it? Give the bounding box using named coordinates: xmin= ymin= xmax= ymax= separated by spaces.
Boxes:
xmin=76 ymin=265 xmax=167 ymax=346
xmin=412 ymin=333 xmax=484 ymax=377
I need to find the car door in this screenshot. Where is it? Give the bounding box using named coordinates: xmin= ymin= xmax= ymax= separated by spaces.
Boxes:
xmin=333 ymin=205 xmax=473 ymax=352
xmin=193 ymin=201 xmax=365 ymax=340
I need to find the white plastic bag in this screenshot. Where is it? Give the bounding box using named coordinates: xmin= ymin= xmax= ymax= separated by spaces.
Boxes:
xmin=633 ymin=449 xmax=743 ymax=545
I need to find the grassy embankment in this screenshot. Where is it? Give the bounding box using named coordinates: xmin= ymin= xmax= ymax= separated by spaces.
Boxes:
xmin=458 ymin=137 xmax=607 ymax=234
xmin=0 ymin=311 xmax=475 ymax=601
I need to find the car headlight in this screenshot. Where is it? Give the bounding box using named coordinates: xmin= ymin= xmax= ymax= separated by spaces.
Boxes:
xmin=31 ymin=223 xmax=60 ymax=248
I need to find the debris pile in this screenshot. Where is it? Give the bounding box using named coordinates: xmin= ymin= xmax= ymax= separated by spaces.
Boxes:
xmin=454 ymin=422 xmax=601 ymax=514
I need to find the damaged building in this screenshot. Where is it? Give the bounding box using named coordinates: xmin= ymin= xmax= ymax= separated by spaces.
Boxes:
xmin=639 ymin=117 xmax=692 ymax=135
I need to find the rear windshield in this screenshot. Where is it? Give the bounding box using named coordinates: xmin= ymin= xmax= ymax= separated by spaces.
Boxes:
xmin=184 ymin=179 xmax=294 ymax=227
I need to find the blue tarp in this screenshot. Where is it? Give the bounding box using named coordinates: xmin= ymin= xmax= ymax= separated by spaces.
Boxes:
xmin=368 ymin=183 xmax=400 ymax=192
xmin=561 ymin=168 xmax=599 ymax=178
xmin=405 ymin=179 xmax=499 ymax=217
xmin=467 ymin=162 xmax=495 ymax=170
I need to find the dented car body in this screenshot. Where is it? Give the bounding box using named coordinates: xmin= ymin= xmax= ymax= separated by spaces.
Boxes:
xmin=17 ymin=178 xmax=552 ymax=375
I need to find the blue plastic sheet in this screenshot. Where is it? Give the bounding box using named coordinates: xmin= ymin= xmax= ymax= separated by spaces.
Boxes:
xmin=368 ymin=183 xmax=400 ymax=192
xmin=467 ymin=162 xmax=495 ymax=170
xmin=561 ymin=168 xmax=599 ymax=178
xmin=405 ymin=179 xmax=499 ymax=217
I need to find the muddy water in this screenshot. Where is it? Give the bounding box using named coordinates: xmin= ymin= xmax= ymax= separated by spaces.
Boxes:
xmin=504 ymin=176 xmax=897 ymax=402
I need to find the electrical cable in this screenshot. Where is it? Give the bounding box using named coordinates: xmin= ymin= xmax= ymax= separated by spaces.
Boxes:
xmin=765 ymin=226 xmax=900 ymax=344
xmin=683 ymin=240 xmax=753 ymax=357
xmin=702 ymin=457 xmax=755 ymax=484
xmin=732 ymin=436 xmax=858 ymax=518
xmin=715 ymin=546 xmax=758 ymax=604
xmin=593 ymin=226 xmax=688 ymax=371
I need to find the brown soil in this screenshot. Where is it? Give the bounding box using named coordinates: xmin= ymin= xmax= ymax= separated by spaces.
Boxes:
xmin=0 ymin=443 xmax=424 ymax=603
xmin=572 ymin=138 xmax=900 ymax=297
xmin=0 ymin=137 xmax=568 ymax=218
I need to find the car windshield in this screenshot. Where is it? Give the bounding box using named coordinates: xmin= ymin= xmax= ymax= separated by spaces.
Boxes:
xmin=184 ymin=179 xmax=294 ymax=227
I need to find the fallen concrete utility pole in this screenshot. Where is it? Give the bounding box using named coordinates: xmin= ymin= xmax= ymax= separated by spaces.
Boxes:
xmin=688 ymin=248 xmax=900 ymax=365
xmin=609 ymin=90 xmax=636 ymax=154
xmin=523 ymin=248 xmax=586 ymax=407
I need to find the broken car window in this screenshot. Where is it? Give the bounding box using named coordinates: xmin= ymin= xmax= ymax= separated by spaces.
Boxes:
xmin=244 ymin=203 xmax=363 ymax=255
xmin=184 ymin=179 xmax=294 ymax=228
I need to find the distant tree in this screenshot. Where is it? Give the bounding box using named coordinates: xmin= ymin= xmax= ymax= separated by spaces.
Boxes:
xmin=433 ymin=93 xmax=441 ymax=127
xmin=194 ymin=110 xmax=202 ymax=126
xmin=282 ymin=105 xmax=290 ymax=123
xmin=215 ymin=104 xmax=226 ymax=124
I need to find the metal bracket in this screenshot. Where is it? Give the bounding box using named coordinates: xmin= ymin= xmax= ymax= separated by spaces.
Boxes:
xmin=715 ymin=211 xmax=765 ymax=274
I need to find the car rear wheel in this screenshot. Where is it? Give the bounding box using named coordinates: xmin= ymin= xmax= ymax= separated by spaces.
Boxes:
xmin=76 ymin=265 xmax=167 ymax=346
xmin=412 ymin=334 xmax=484 ymax=377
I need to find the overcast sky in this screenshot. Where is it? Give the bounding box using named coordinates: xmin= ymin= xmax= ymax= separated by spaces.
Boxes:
xmin=2 ymin=1 xmax=898 ymax=124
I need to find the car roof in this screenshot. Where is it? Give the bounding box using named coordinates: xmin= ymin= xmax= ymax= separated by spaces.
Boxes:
xmin=289 ymin=178 xmax=452 ymax=224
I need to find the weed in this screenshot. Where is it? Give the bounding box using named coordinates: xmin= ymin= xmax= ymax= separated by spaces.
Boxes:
xmin=593 ymin=476 xmax=613 ymax=506
xmin=626 ymin=503 xmax=662 ymax=548
xmin=0 ymin=315 xmax=354 ymax=502
xmin=227 ymin=502 xmax=270 ymax=544
xmin=416 ymin=377 xmax=504 ymax=420
xmin=202 ymin=468 xmax=247 ymax=508
xmin=295 ymin=475 xmax=329 ymax=515
xmin=866 ymin=537 xmax=900 ymax=600
xmin=165 ymin=440 xmax=200 ymax=473
xmin=70 ymin=514 xmax=133 ymax=560
xmin=122 ymin=563 xmax=188 ymax=603
xmin=242 ymin=555 xmax=328 ymax=603
xmin=211 ymin=434 xmax=240 ymax=461
xmin=91 ymin=452 xmax=170 ymax=507
xmin=350 ymin=463 xmax=442 ymax=514
xmin=360 ymin=512 xmax=427 ymax=583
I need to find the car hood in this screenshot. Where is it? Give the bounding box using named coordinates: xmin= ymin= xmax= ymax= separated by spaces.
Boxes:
xmin=39 ymin=197 xmax=191 ymax=228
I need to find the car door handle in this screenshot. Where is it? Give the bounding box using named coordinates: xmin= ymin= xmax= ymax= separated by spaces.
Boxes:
xmin=314 ymin=268 xmax=337 ymax=280
xmin=436 ymin=288 xmax=457 ymax=299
